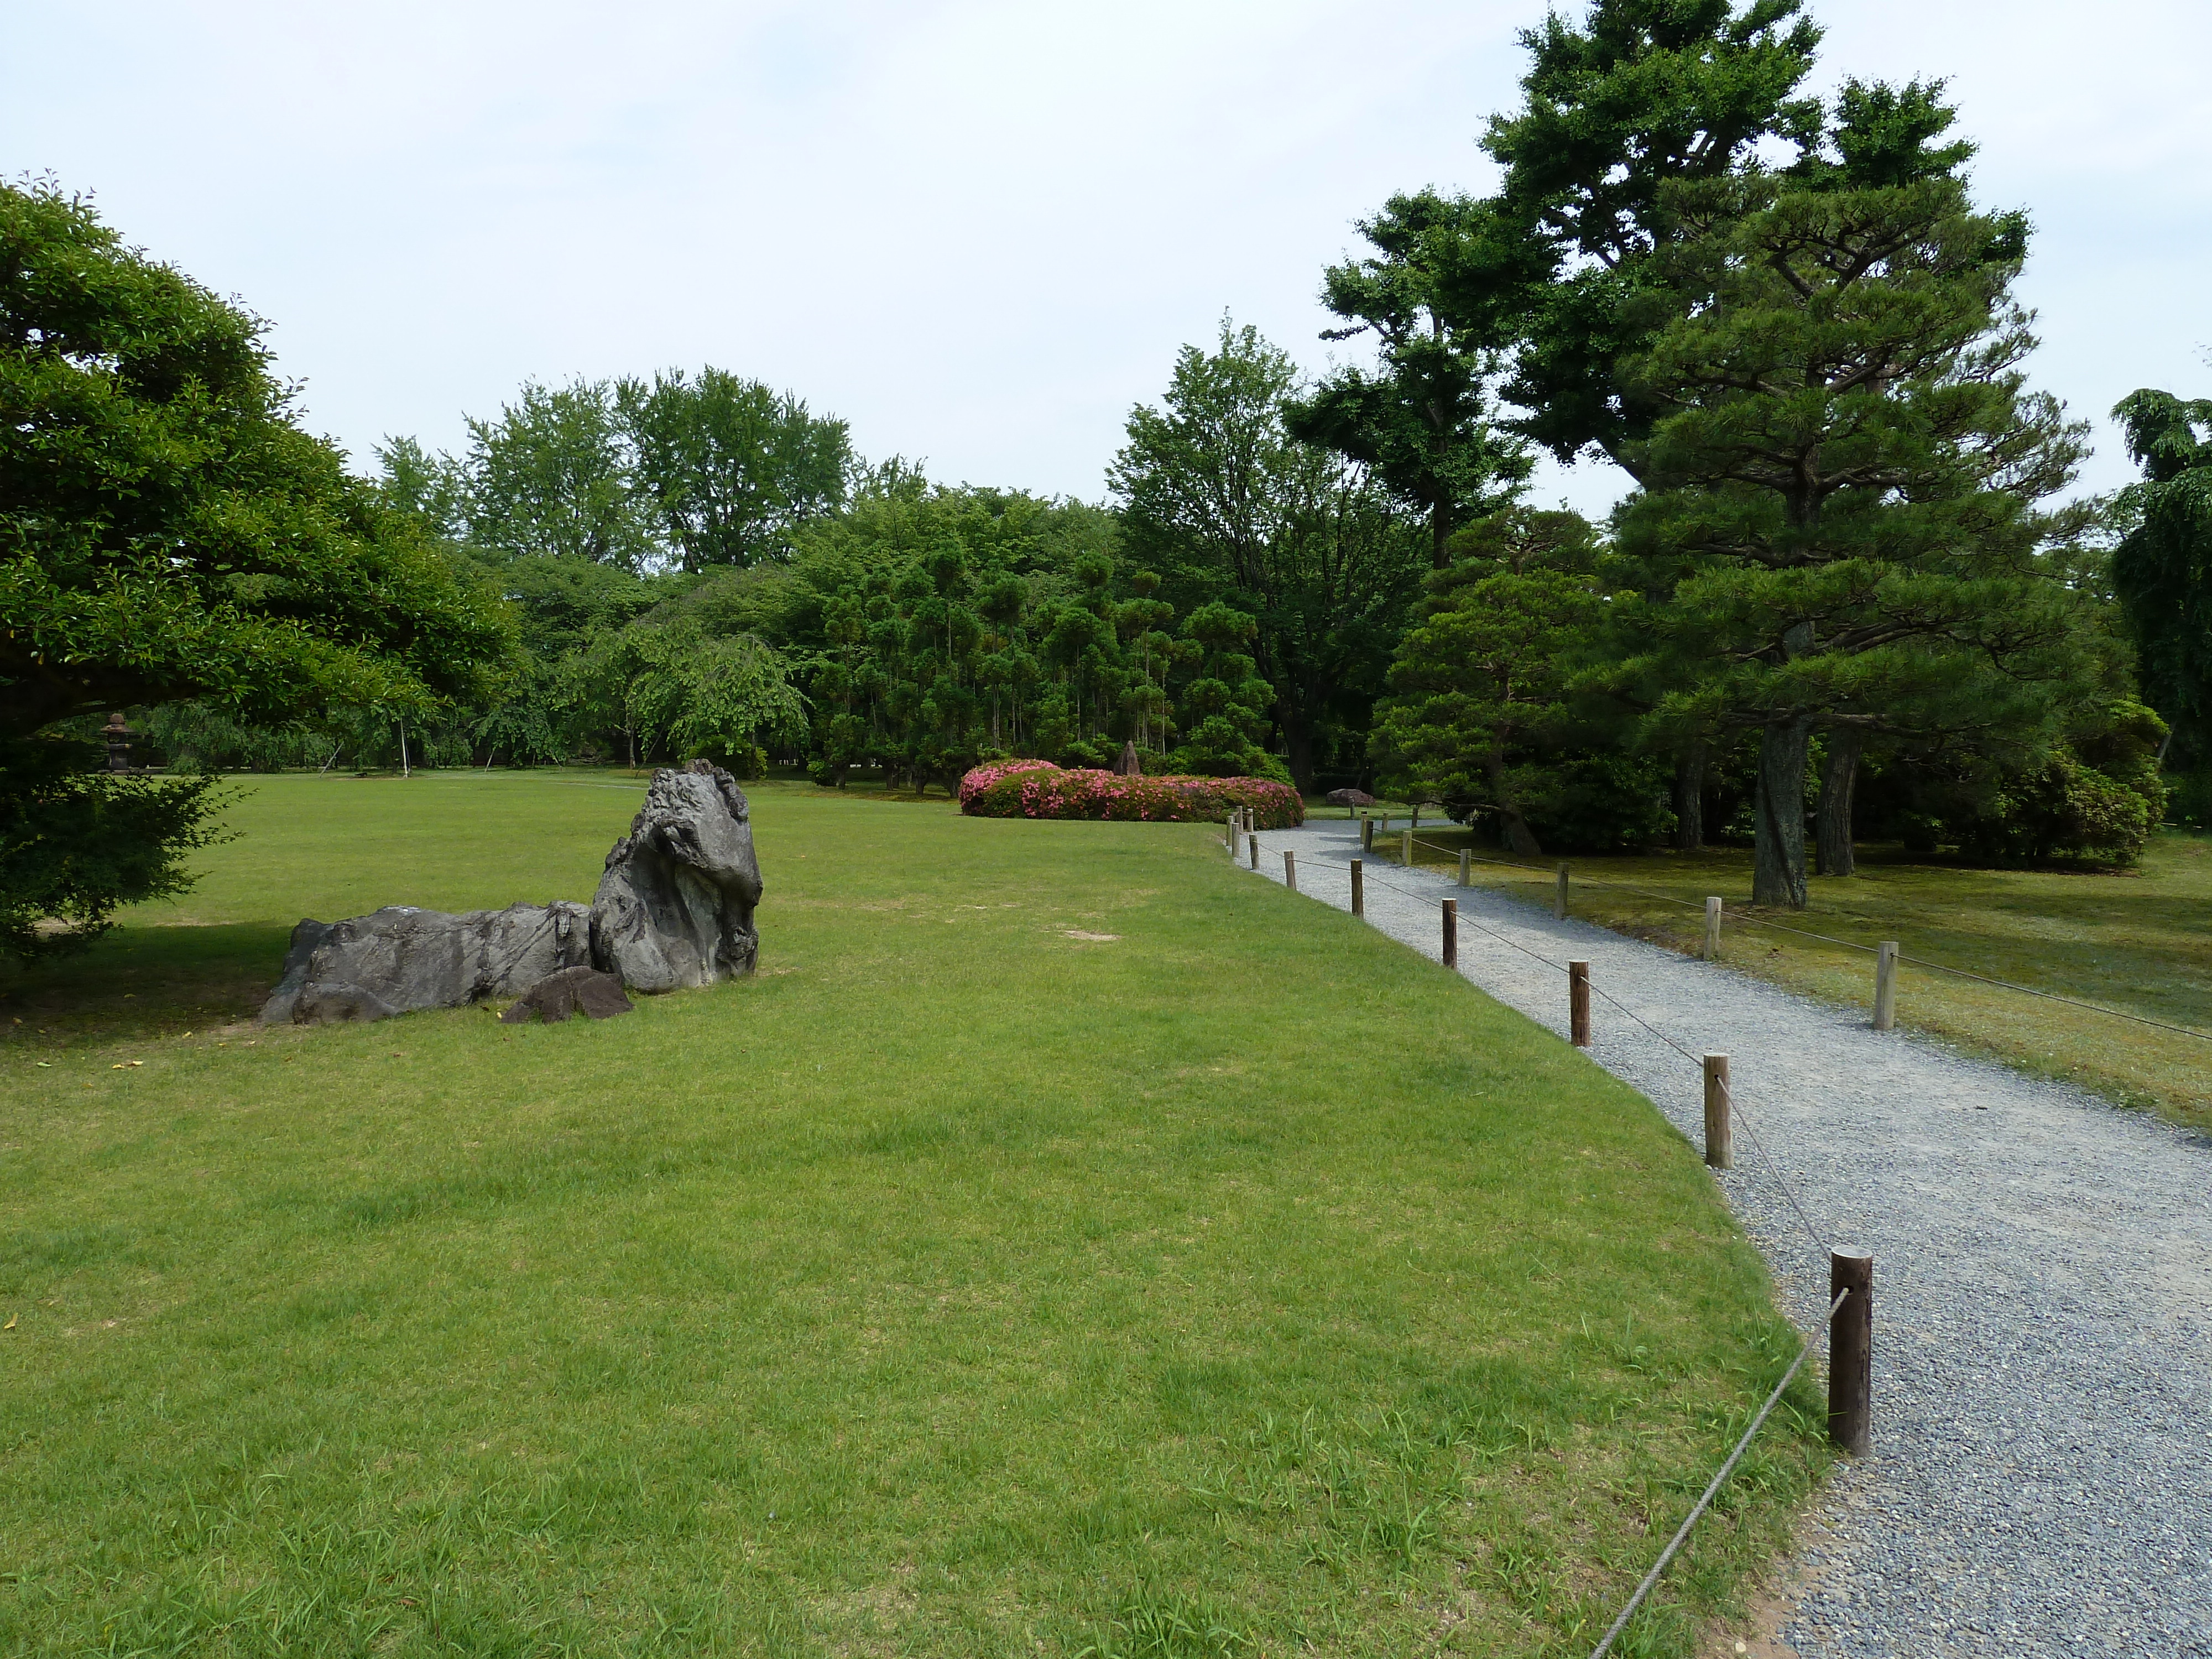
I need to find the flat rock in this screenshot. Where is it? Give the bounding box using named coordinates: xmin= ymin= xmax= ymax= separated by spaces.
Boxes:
xmin=589 ymin=760 xmax=763 ymax=993
xmin=499 ymin=966 xmax=634 ymax=1024
xmin=1325 ymin=787 xmax=1378 ymax=807
xmin=259 ymin=901 xmax=593 ymax=1025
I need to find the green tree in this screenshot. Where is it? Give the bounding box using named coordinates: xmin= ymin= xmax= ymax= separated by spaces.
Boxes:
xmin=456 ymin=379 xmax=658 ymax=571
xmin=2110 ymin=389 xmax=2212 ymax=760
xmin=1613 ymin=97 xmax=2114 ymax=904
xmin=616 ymin=368 xmax=851 ymax=571
xmin=1288 ymin=190 xmax=1531 ymax=568
xmin=1373 ymin=510 xmax=1630 ymax=855
xmin=1170 ymin=601 xmax=1280 ymax=781
xmin=1477 ymin=0 xmax=1825 ymax=467
xmin=588 ymin=621 xmax=807 ymax=774
xmin=1 ymin=181 xmax=511 ymax=951
xmin=1111 ymin=321 xmax=1427 ymax=790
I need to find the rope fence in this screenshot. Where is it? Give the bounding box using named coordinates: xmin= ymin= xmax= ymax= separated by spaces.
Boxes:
xmin=1379 ymin=828 xmax=2212 ymax=1047
xmin=1222 ymin=812 xmax=1877 ymax=1651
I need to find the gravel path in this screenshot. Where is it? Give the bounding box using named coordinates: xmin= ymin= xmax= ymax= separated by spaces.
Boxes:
xmin=1243 ymin=818 xmax=2211 ymax=1656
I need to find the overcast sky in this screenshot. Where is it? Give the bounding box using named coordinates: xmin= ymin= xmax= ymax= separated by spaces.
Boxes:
xmin=6 ymin=1 xmax=2206 ymax=519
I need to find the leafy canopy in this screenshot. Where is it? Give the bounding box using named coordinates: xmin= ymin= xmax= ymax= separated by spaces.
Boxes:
xmin=2110 ymin=390 xmax=2212 ymax=758
xmin=0 ymin=180 xmax=513 ymax=743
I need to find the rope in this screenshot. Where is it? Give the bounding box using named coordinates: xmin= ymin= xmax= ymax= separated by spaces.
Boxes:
xmin=1254 ymin=842 xmax=1848 ymax=1646
xmin=1587 ymin=1287 xmax=1851 ymax=1659
xmin=1392 ymin=832 xmax=2212 ymax=1046
xmin=1275 ymin=839 xmax=1850 ymax=1647
xmin=1887 ymin=952 xmax=2212 ymax=1042
xmin=1286 ymin=849 xmax=1835 ymax=1261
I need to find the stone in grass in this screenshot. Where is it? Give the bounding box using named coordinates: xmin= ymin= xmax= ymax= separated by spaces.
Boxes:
xmin=590 ymin=760 xmax=764 ymax=993
xmin=499 ymin=966 xmax=633 ymax=1024
xmin=260 ymin=901 xmax=593 ymax=1025
xmin=1326 ymin=787 xmax=1379 ymax=807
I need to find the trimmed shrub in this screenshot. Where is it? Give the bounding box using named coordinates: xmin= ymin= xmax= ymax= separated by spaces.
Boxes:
xmin=957 ymin=758 xmax=1061 ymax=809
xmin=959 ymin=763 xmax=1304 ymax=827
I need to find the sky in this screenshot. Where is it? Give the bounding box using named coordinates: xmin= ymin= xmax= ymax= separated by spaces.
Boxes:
xmin=5 ymin=0 xmax=2207 ymax=520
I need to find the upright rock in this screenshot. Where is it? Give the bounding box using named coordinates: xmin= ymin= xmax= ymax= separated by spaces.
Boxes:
xmin=1115 ymin=740 xmax=1141 ymax=776
xmin=589 ymin=760 xmax=763 ymax=992
xmin=259 ymin=901 xmax=593 ymax=1025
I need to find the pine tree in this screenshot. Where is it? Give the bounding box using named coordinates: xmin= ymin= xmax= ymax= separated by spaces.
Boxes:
xmin=1614 ymin=86 xmax=2114 ymax=904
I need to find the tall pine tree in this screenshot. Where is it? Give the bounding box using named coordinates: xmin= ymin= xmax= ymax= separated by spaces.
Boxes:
xmin=1614 ymin=84 xmax=2112 ymax=904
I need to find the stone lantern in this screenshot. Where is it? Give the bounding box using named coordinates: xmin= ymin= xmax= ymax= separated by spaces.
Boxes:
xmin=103 ymin=712 xmax=134 ymax=773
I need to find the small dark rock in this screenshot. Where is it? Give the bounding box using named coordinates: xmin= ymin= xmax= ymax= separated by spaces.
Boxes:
xmin=499 ymin=966 xmax=634 ymax=1024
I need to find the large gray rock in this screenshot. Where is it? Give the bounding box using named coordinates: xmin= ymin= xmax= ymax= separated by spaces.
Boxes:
xmin=259 ymin=901 xmax=592 ymax=1025
xmin=589 ymin=760 xmax=762 ymax=992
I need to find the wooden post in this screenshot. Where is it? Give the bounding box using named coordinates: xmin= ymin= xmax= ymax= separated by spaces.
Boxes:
xmin=1225 ymin=814 xmax=1238 ymax=857
xmin=1554 ymin=864 xmax=1569 ymax=920
xmin=1248 ymin=833 xmax=1259 ymax=870
xmin=1874 ymin=941 xmax=1897 ymax=1031
xmin=1704 ymin=896 xmax=1723 ymax=959
xmin=1441 ymin=898 xmax=1457 ymax=968
xmin=1702 ymin=1054 xmax=1732 ymax=1169
xmin=1379 ymin=811 xmax=1390 ymax=836
xmin=1458 ymin=848 xmax=1470 ymax=888
xmin=1828 ymin=1251 xmax=1874 ymax=1455
xmin=1350 ymin=859 xmax=1364 ymax=916
xmin=1362 ymin=816 xmax=1374 ymax=852
xmin=1401 ymin=828 xmax=1412 ymax=868
xmin=1568 ymin=961 xmax=1590 ymax=1046
xmin=1282 ymin=849 xmax=1297 ymax=893
xmin=1412 ymin=804 xmax=1420 ymax=831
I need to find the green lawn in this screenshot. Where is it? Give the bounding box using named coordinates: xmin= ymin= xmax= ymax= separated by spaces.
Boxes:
xmin=0 ymin=774 xmax=1823 ymax=1657
xmin=1378 ymin=822 xmax=2212 ymax=1125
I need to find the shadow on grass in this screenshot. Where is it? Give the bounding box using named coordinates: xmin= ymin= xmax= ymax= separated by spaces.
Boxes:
xmin=0 ymin=921 xmax=291 ymax=1049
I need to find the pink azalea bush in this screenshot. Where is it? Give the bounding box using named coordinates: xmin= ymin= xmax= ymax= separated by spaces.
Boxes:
xmin=959 ymin=762 xmax=1305 ymax=827
xmin=956 ymin=757 xmax=1062 ymax=810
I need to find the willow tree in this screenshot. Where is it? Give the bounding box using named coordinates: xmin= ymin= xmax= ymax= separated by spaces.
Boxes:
xmin=2110 ymin=391 xmax=2212 ymax=762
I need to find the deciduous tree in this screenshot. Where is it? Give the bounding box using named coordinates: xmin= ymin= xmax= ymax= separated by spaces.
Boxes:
xmin=1 ymin=181 xmax=510 ymax=951
xmin=1111 ymin=321 xmax=1427 ymax=790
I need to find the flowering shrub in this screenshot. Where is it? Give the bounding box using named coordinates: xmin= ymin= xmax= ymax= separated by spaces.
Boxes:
xmin=959 ymin=763 xmax=1305 ymax=827
xmin=957 ymin=758 xmax=1061 ymax=809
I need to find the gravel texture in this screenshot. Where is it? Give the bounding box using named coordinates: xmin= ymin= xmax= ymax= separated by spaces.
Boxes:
xmin=1246 ymin=818 xmax=2212 ymax=1656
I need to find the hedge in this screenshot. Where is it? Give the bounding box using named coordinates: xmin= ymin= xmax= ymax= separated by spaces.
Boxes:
xmin=959 ymin=762 xmax=1305 ymax=827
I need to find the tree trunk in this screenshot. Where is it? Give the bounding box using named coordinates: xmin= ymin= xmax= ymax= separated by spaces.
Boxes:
xmin=1483 ymin=750 xmax=1543 ymax=858
xmin=1751 ymin=716 xmax=1811 ymax=908
xmin=1815 ymin=730 xmax=1863 ymax=878
xmin=1673 ymin=743 xmax=1706 ymax=853
xmin=1282 ymin=705 xmax=1317 ymax=794
xmin=1432 ymin=498 xmax=1451 ymax=571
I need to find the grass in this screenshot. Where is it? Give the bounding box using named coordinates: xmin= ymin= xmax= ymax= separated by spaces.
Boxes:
xmin=1366 ymin=815 xmax=2212 ymax=1126
xmin=0 ymin=773 xmax=1826 ymax=1657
